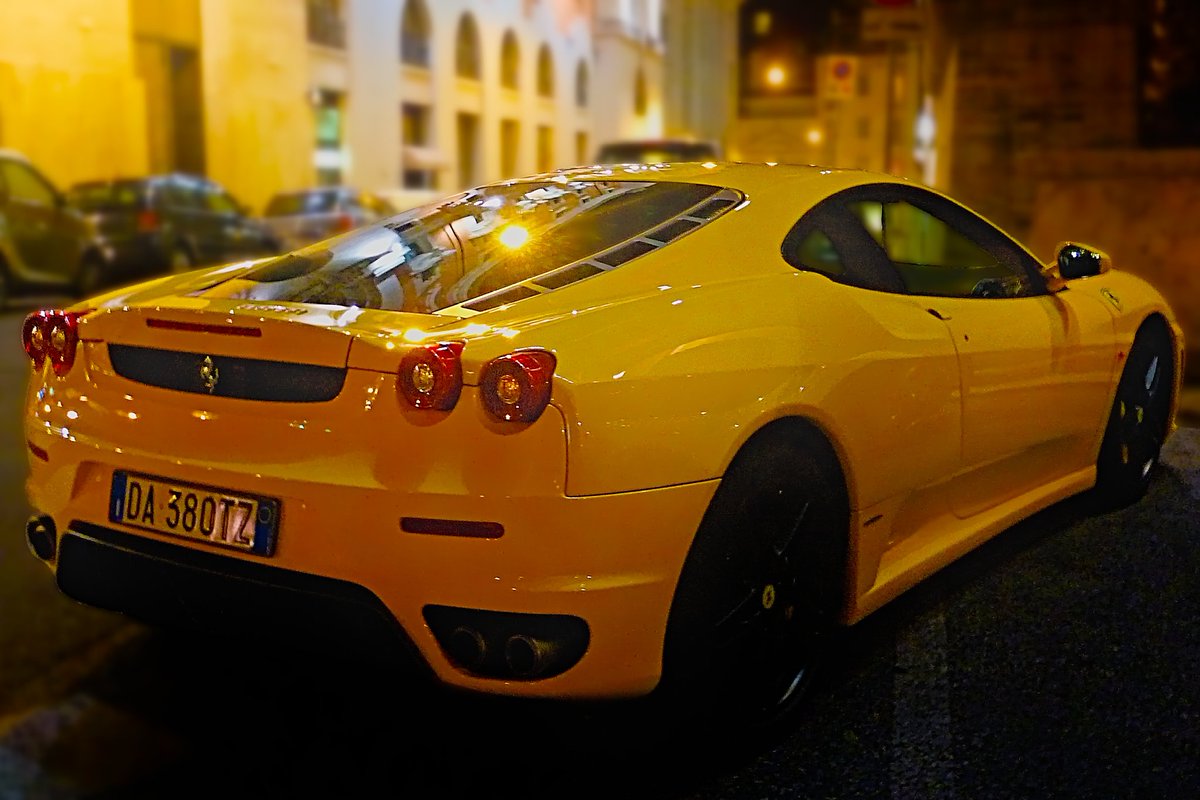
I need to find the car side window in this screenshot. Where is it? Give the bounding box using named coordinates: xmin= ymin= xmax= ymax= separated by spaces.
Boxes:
xmin=850 ymin=200 xmax=1024 ymax=298
xmin=1 ymin=161 xmax=57 ymax=207
xmin=163 ymin=179 xmax=205 ymax=212
xmin=793 ymin=228 xmax=843 ymax=277
xmin=206 ymin=187 xmax=239 ymax=215
xmin=782 ymin=201 xmax=905 ymax=293
xmin=855 ymin=190 xmax=1046 ymax=298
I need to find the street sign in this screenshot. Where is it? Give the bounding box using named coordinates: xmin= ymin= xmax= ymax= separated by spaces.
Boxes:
xmin=822 ymin=55 xmax=858 ymax=100
xmin=861 ymin=5 xmax=925 ymax=43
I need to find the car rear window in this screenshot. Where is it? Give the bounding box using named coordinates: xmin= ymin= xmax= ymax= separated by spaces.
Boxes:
xmin=265 ymin=190 xmax=341 ymax=216
xmin=68 ymin=181 xmax=146 ymax=211
xmin=204 ymin=180 xmax=735 ymax=315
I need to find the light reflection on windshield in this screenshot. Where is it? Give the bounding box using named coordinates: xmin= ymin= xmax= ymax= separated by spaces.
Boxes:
xmin=199 ymin=179 xmax=720 ymax=314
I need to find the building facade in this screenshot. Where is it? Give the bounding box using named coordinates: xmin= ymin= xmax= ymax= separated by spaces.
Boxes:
xmin=0 ymin=0 xmax=664 ymax=214
xmin=664 ymin=0 xmax=935 ymax=184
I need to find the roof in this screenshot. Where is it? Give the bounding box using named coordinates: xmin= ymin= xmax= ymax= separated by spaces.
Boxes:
xmin=509 ymin=161 xmax=908 ymax=199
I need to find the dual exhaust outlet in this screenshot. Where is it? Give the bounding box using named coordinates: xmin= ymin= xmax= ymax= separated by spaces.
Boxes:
xmin=449 ymin=626 xmax=561 ymax=679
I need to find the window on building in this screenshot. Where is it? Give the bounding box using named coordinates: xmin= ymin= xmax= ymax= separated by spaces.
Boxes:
xmin=537 ymin=44 xmax=555 ymax=97
xmin=500 ymin=30 xmax=520 ymax=90
xmin=401 ymin=103 xmax=436 ymax=189
xmin=314 ymin=88 xmax=345 ymax=186
xmin=501 ymin=119 xmax=521 ymax=178
xmin=537 ymin=125 xmax=555 ymax=172
xmin=575 ymin=60 xmax=589 ymax=107
xmin=456 ymin=14 xmax=482 ymax=79
xmin=458 ymin=112 xmax=481 ymax=187
xmin=306 ymin=0 xmax=346 ymax=48
xmin=400 ymin=0 xmax=432 ymax=67
xmin=634 ymin=68 xmax=648 ymax=116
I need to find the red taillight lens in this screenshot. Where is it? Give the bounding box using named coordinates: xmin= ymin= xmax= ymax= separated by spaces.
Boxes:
xmin=21 ymin=311 xmax=50 ymax=368
xmin=23 ymin=310 xmax=88 ymax=375
xmin=136 ymin=209 xmax=160 ymax=232
xmin=334 ymin=213 xmax=354 ymax=233
xmin=480 ymin=350 xmax=556 ymax=423
xmin=398 ymin=342 xmax=464 ymax=410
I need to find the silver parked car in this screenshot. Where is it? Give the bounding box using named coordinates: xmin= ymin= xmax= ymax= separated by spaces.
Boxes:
xmin=262 ymin=187 xmax=396 ymax=250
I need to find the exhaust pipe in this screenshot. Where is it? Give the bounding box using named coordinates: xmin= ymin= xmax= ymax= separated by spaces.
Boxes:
xmin=446 ymin=626 xmax=488 ymax=670
xmin=26 ymin=515 xmax=57 ymax=561
xmin=504 ymin=634 xmax=561 ymax=678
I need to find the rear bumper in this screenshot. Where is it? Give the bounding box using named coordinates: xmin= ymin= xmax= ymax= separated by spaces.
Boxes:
xmin=57 ymin=521 xmax=431 ymax=673
xmin=26 ymin=422 xmax=716 ymax=699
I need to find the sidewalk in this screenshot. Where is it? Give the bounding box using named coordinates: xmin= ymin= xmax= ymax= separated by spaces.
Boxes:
xmin=1181 ymin=384 xmax=1200 ymax=426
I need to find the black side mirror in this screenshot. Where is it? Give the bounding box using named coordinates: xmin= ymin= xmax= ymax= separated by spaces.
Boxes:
xmin=1056 ymin=242 xmax=1112 ymax=280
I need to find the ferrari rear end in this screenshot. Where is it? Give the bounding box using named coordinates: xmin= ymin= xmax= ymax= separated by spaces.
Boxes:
xmin=19 ymin=172 xmax=748 ymax=699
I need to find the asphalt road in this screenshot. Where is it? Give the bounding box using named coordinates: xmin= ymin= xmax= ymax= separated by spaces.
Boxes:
xmin=1 ymin=304 xmax=1198 ymax=799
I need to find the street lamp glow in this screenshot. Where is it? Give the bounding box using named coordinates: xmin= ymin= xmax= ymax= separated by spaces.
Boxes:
xmin=806 ymin=127 xmax=824 ymax=146
xmin=766 ymin=65 xmax=787 ymax=88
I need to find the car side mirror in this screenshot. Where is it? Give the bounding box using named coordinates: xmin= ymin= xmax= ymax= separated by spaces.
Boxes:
xmin=1042 ymin=241 xmax=1113 ymax=291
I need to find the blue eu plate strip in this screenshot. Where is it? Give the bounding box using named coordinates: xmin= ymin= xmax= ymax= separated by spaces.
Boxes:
xmin=109 ymin=471 xmax=128 ymax=523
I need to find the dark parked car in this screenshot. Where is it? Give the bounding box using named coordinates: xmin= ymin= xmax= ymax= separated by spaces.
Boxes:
xmin=593 ymin=138 xmax=723 ymax=165
xmin=68 ymin=173 xmax=279 ymax=281
xmin=262 ymin=187 xmax=396 ymax=251
xmin=0 ymin=149 xmax=105 ymax=304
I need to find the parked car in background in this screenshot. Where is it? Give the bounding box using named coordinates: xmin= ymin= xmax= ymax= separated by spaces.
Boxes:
xmin=0 ymin=149 xmax=105 ymax=303
xmin=262 ymin=188 xmax=397 ymax=251
xmin=67 ymin=174 xmax=279 ymax=283
xmin=593 ymin=138 xmax=723 ymax=165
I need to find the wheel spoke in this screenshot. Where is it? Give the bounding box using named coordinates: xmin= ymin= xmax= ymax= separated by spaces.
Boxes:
xmin=714 ymin=586 xmax=761 ymax=638
xmin=773 ymin=500 xmax=810 ymax=559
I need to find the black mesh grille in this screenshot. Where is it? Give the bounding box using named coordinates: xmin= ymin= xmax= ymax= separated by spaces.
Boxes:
xmin=108 ymin=344 xmax=346 ymax=402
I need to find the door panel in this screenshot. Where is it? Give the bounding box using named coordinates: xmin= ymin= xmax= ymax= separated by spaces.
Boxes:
xmin=1 ymin=160 xmax=61 ymax=278
xmin=931 ymin=290 xmax=1116 ymax=517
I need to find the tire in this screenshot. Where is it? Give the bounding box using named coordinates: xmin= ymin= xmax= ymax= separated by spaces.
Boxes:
xmin=169 ymin=246 xmax=194 ymax=274
xmin=660 ymin=423 xmax=849 ymax=727
xmin=74 ymin=253 xmax=106 ymax=297
xmin=1095 ymin=319 xmax=1175 ymax=507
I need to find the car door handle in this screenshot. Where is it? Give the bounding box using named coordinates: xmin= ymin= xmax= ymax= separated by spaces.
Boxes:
xmin=926 ymin=308 xmax=951 ymax=321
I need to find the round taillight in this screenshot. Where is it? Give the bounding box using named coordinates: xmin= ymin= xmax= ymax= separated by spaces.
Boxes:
xmin=480 ymin=350 xmax=556 ymax=423
xmin=398 ymin=342 xmax=464 ymax=410
xmin=23 ymin=310 xmax=87 ymax=375
xmin=22 ymin=311 xmax=50 ymax=368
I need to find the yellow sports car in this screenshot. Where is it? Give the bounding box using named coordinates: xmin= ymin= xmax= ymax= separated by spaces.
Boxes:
xmin=21 ymin=164 xmax=1184 ymax=723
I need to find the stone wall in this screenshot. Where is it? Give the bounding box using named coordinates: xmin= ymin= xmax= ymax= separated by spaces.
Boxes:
xmin=1026 ymin=150 xmax=1200 ymax=374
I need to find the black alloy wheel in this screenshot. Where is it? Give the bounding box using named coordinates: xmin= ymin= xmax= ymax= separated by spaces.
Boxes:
xmin=662 ymin=424 xmax=848 ymax=728
xmin=1096 ymin=319 xmax=1174 ymax=506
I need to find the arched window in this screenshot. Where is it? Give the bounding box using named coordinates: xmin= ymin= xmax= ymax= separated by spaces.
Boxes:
xmin=500 ymin=30 xmax=520 ymax=90
xmin=400 ymin=0 xmax=432 ymax=67
xmin=537 ymin=44 xmax=555 ymax=98
xmin=634 ymin=68 xmax=647 ymax=116
xmin=575 ymin=60 xmax=589 ymax=107
xmin=306 ymin=0 xmax=346 ymax=48
xmin=455 ymin=14 xmax=482 ymax=79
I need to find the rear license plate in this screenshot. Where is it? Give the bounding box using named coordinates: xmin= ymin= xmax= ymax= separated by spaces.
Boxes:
xmin=109 ymin=471 xmax=279 ymax=556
